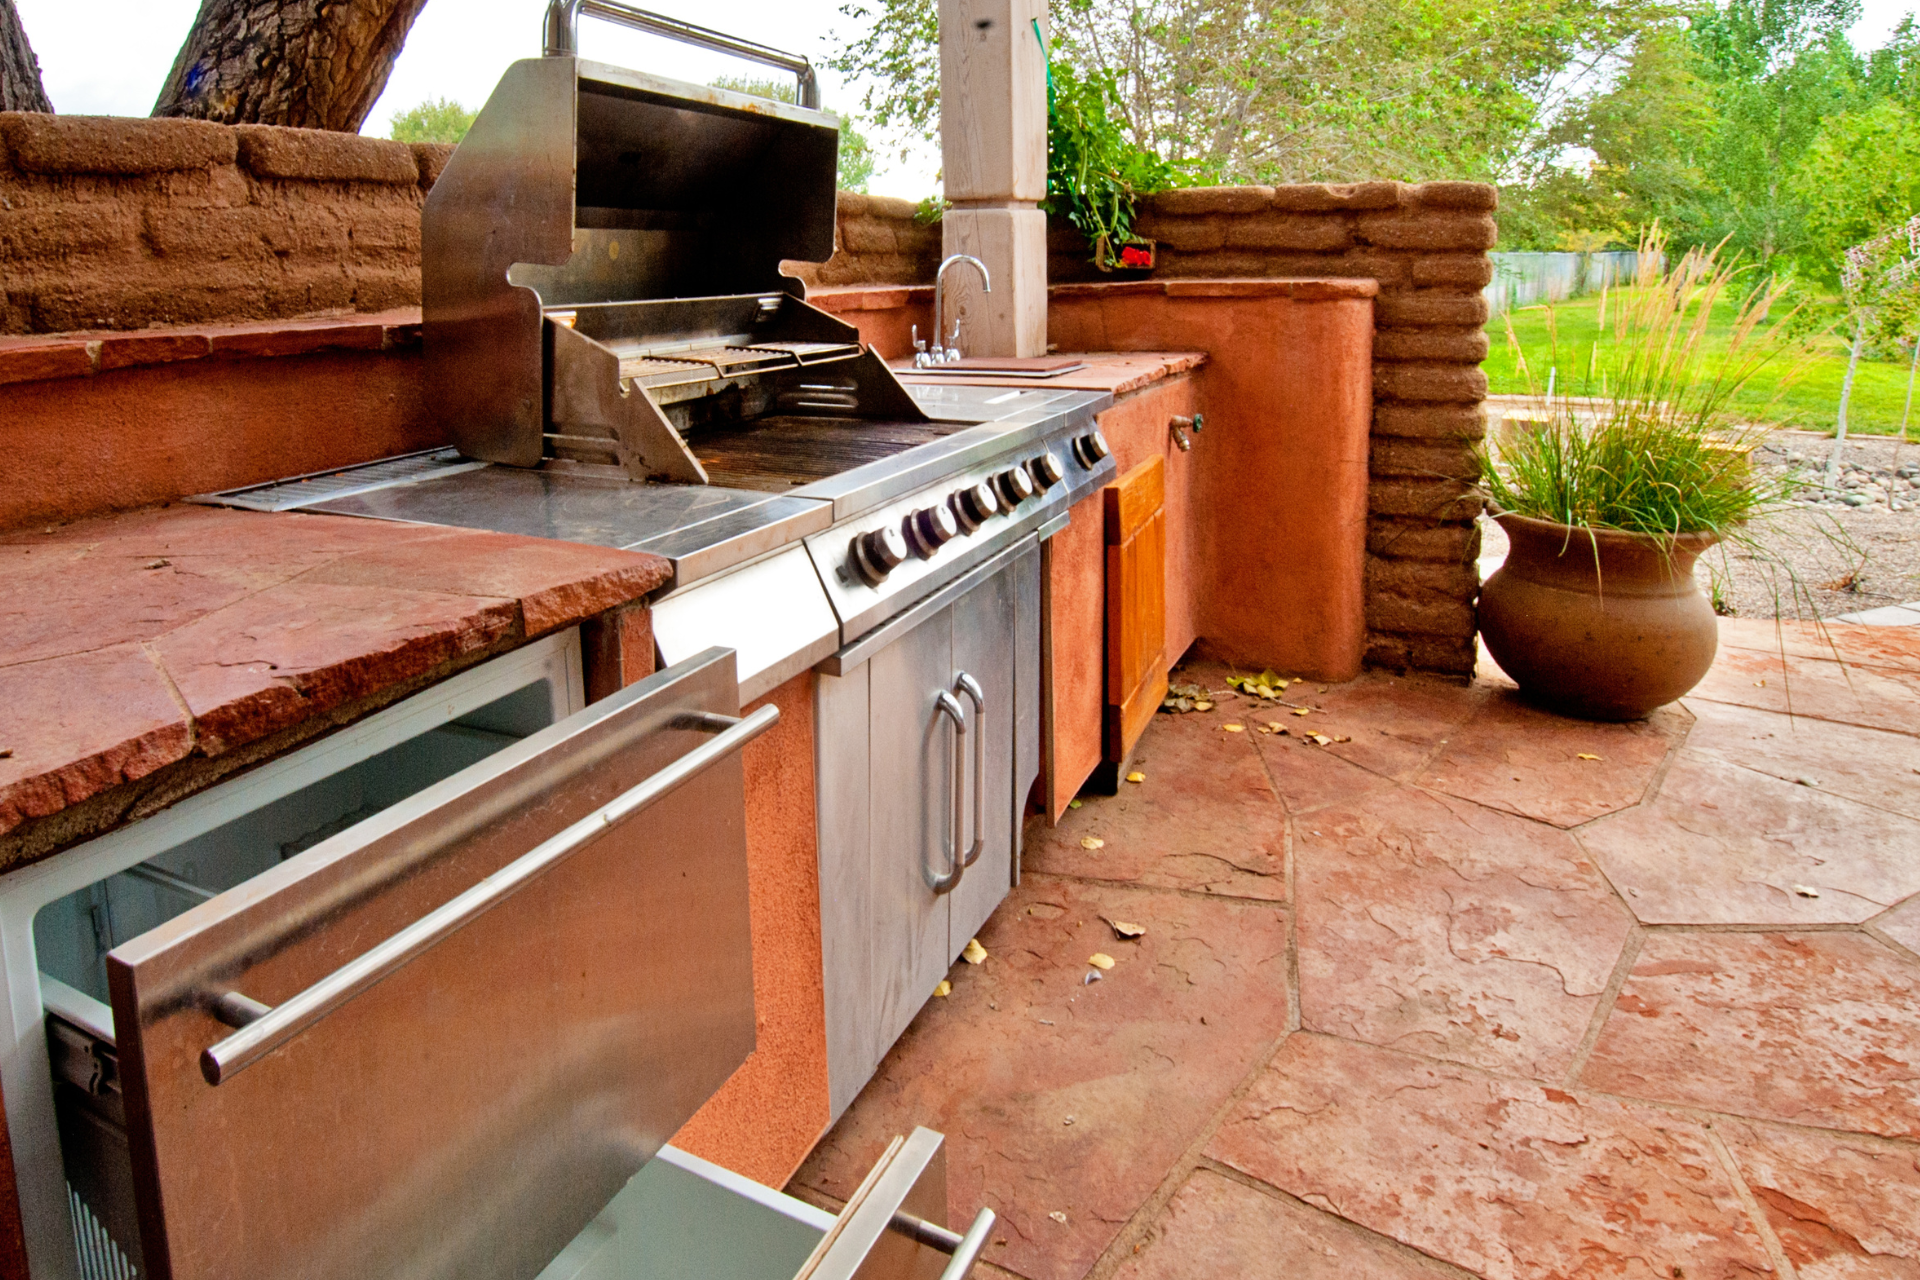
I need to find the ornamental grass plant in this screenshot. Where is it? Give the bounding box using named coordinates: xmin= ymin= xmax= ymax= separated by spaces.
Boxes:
xmin=1481 ymin=228 xmax=1813 ymax=542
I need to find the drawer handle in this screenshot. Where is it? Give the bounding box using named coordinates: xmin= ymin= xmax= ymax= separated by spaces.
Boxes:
xmin=927 ymin=691 xmax=966 ymax=895
xmin=199 ymin=704 xmax=780 ymax=1086
xmin=888 ymin=1207 xmax=995 ymax=1279
xmin=953 ymin=673 xmax=986 ymax=870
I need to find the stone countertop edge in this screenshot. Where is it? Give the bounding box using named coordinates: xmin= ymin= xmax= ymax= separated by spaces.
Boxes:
xmin=0 ymin=308 xmax=426 ymax=387
xmin=0 ymin=503 xmax=671 ymax=872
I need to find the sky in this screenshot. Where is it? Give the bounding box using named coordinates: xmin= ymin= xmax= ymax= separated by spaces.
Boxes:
xmin=12 ymin=0 xmax=1919 ymax=201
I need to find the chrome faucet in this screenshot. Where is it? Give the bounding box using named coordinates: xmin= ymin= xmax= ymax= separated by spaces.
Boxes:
xmin=915 ymin=254 xmax=992 ymax=367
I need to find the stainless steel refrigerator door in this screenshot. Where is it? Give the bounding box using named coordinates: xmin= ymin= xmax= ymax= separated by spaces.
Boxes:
xmin=104 ymin=648 xmax=765 ymax=1280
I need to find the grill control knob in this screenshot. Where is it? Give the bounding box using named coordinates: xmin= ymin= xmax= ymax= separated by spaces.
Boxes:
xmin=992 ymin=465 xmax=1036 ymax=507
xmin=1072 ymin=429 xmax=1112 ymax=469
xmin=950 ymin=482 xmax=1000 ymax=533
xmin=905 ymin=503 xmax=959 ymax=558
xmin=849 ymin=525 xmax=908 ymax=585
xmin=1028 ymin=451 xmax=1066 ymax=490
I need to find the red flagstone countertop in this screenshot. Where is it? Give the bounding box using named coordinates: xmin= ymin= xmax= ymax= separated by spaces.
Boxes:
xmin=0 ymin=309 xmax=423 ymax=387
xmin=0 ymin=503 xmax=670 ymax=871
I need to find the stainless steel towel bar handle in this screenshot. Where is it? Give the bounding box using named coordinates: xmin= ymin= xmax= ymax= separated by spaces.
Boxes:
xmin=927 ymin=691 xmax=967 ymax=895
xmin=953 ymin=673 xmax=986 ymax=870
xmin=200 ymin=704 xmax=780 ymax=1086
xmin=889 ymin=1207 xmax=996 ymax=1279
xmin=543 ymin=0 xmax=822 ymax=108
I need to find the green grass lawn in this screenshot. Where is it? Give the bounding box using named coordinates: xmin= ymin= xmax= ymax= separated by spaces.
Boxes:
xmin=1483 ymin=294 xmax=1920 ymax=438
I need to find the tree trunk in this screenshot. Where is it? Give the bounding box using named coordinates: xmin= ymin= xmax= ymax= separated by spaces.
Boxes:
xmin=1826 ymin=313 xmax=1866 ymax=485
xmin=0 ymin=0 xmax=53 ymax=114
xmin=152 ymin=0 xmax=429 ymax=131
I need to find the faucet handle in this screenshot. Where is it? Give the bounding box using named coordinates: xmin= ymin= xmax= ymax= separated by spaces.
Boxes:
xmin=945 ymin=319 xmax=963 ymax=362
xmin=912 ymin=324 xmax=930 ymax=368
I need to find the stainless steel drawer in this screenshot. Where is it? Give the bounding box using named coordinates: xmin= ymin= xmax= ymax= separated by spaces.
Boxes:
xmin=98 ymin=647 xmax=772 ymax=1280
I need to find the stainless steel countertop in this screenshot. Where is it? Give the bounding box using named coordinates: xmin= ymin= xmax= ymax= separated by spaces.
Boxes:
xmin=298 ymin=385 xmax=1111 ymax=591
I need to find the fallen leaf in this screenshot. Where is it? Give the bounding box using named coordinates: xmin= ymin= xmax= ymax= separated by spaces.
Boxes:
xmin=1088 ymin=952 xmax=1115 ymax=969
xmin=1291 ymin=707 xmax=1312 ymax=717
xmin=933 ymin=979 xmax=952 ymax=997
xmin=1332 ymin=735 xmax=1351 ymax=743
xmin=1080 ymin=836 xmax=1105 ymax=850
xmin=1126 ymin=771 xmax=1146 ymax=784
xmin=1063 ymin=1115 xmax=1076 ymax=1126
xmin=1222 ymin=723 xmax=1244 ymax=732
xmin=1193 ymin=700 xmax=1214 ymax=711
xmin=962 ymin=937 xmax=988 ymax=964
xmin=1069 ymin=798 xmax=1084 ymax=809
xmin=1792 ymin=884 xmax=1821 ymax=899
xmin=1307 ymin=733 xmax=1331 ymax=746
xmin=1083 ymin=970 xmax=1102 ymax=984
xmin=1049 ymin=1212 xmax=1068 ymax=1225
xmin=0 ymin=748 xmax=11 ymax=759
xmin=144 ymin=558 xmax=169 ymax=570
xmin=1576 ymin=753 xmax=1602 ymax=761
xmin=1103 ymin=917 xmax=1146 ymax=939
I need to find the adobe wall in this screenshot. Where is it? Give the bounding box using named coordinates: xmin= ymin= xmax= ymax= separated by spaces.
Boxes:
xmin=0 ymin=113 xmax=450 ymax=334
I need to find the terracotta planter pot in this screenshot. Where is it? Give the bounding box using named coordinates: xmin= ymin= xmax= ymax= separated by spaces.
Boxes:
xmin=1479 ymin=512 xmax=1720 ymax=721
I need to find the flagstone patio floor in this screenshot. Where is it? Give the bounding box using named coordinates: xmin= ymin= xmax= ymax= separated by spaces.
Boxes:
xmin=788 ymin=617 xmax=1920 ymax=1279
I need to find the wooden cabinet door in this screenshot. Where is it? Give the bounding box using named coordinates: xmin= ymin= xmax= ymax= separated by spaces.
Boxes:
xmin=1104 ymin=456 xmax=1168 ymax=766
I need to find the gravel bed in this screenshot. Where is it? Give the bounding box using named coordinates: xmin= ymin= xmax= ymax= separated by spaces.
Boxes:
xmin=1477 ymin=430 xmax=1920 ymax=622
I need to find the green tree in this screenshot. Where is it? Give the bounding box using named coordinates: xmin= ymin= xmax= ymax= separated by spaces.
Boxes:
xmin=389 ymin=97 xmax=476 ymax=144
xmin=709 ymin=75 xmax=875 ymax=192
xmin=833 ymin=0 xmax=1660 ymax=185
xmin=1793 ymin=99 xmax=1920 ymax=278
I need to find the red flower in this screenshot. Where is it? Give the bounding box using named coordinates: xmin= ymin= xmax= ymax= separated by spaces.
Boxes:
xmin=1119 ymin=245 xmax=1153 ymax=267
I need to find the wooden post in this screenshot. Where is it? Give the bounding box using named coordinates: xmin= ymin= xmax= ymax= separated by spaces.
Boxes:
xmin=939 ymin=0 xmax=1048 ymax=357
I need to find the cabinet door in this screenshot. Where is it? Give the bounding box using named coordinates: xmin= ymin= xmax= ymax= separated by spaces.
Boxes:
xmin=1105 ymin=456 xmax=1169 ymax=765
xmin=948 ymin=563 xmax=1017 ymax=955
xmin=865 ymin=605 xmax=957 ymax=1060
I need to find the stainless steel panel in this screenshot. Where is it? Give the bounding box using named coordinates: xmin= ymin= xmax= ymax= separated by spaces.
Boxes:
xmin=865 ymin=607 xmax=954 ymax=1062
xmin=816 ymin=541 xmax=1033 ymax=677
xmin=186 ymin=449 xmax=487 ymax=513
xmin=652 ymin=546 xmax=839 ymax=703
xmin=947 ymin=568 xmax=1015 ymax=954
xmin=803 ymin=462 xmax=1065 ymax=644
xmin=105 ymin=649 xmax=759 ymax=1280
xmin=1011 ymin=542 xmax=1042 ymax=885
xmin=303 ymin=466 xmax=832 ymax=590
xmin=423 ymin=55 xmax=579 ymax=467
xmin=815 ymin=666 xmax=873 ymax=1121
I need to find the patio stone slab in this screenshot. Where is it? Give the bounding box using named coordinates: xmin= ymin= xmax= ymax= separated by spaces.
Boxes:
xmin=1109 ymin=1168 xmax=1467 ymax=1279
xmin=1413 ymin=691 xmax=1686 ymax=828
xmin=1249 ymin=729 xmax=1398 ymax=815
xmin=790 ymin=876 xmax=1290 ymax=1280
xmin=1687 ymin=644 xmax=1920 ymax=735
xmin=1716 ymin=1120 xmax=1920 ymax=1278
xmin=1253 ymin=671 xmax=1488 ymax=781
xmin=1680 ymin=699 xmax=1920 ymax=822
xmin=1025 ymin=709 xmax=1288 ymax=900
xmin=1578 ymin=931 xmax=1920 ymax=1140
xmin=1294 ymin=786 xmax=1633 ymax=1079
xmin=1873 ymin=896 xmax=1920 ymax=957
xmin=1718 ymin=617 xmax=1920 ymax=674
xmin=1579 ymin=752 xmax=1920 ymax=924
xmin=1205 ymin=1034 xmax=1776 ymax=1279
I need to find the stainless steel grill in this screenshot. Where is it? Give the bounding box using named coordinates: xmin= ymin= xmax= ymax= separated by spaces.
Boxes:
xmin=423 ymin=32 xmax=932 ymax=487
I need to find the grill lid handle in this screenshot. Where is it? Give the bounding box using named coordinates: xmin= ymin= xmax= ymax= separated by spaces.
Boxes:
xmin=544 ymin=0 xmax=822 ymax=108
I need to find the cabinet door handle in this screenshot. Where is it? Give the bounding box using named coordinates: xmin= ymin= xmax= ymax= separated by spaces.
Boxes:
xmin=927 ymin=691 xmax=967 ymax=895
xmin=953 ymin=673 xmax=986 ymax=869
